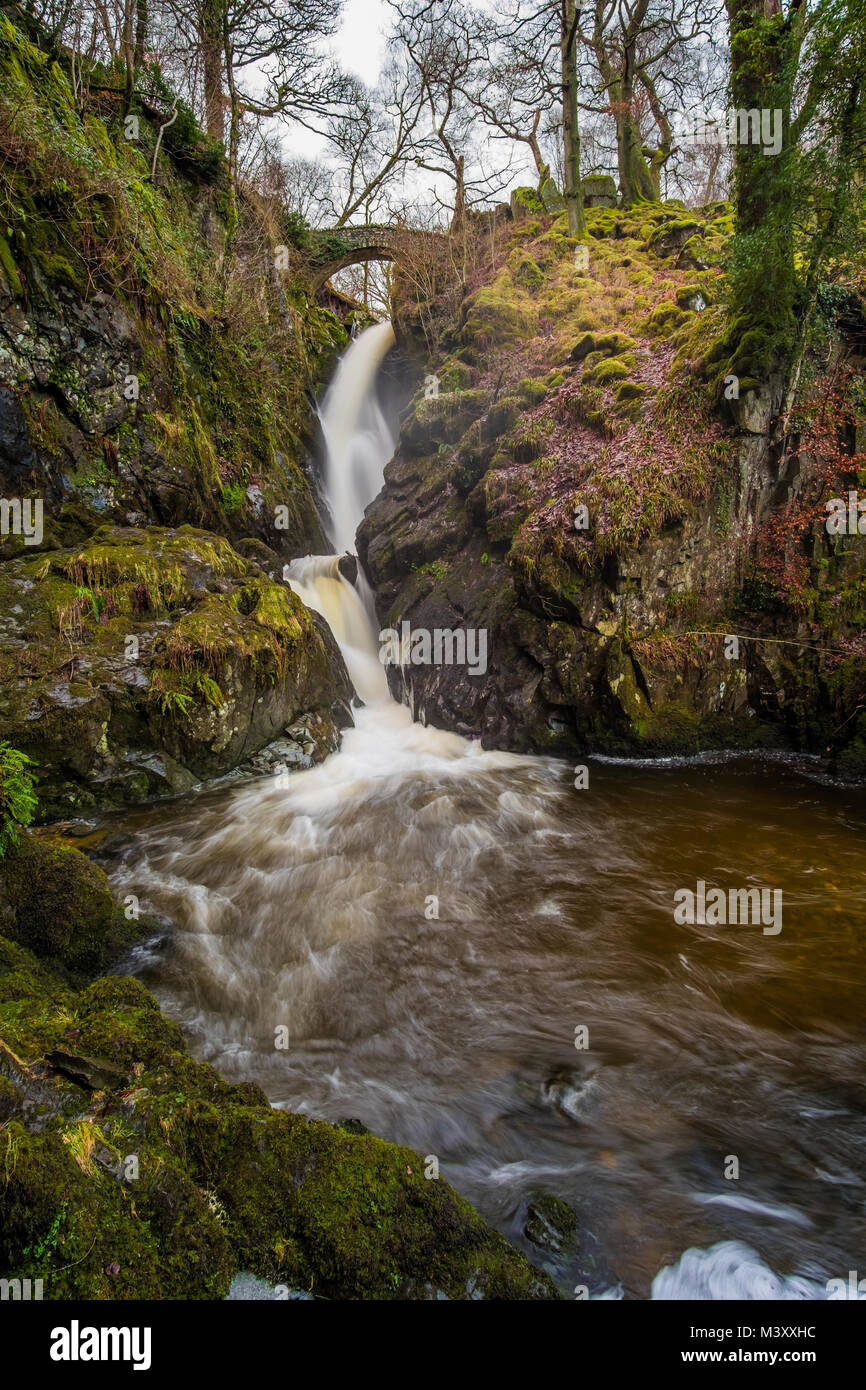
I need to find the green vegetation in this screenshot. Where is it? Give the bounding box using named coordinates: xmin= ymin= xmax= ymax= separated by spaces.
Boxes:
xmin=0 ymin=931 xmax=557 ymax=1300
xmin=0 ymin=745 xmax=37 ymax=857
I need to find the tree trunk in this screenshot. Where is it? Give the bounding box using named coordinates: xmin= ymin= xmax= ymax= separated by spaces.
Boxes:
xmin=134 ymin=0 xmax=147 ymax=67
xmin=527 ymin=112 xmax=548 ymax=185
xmin=613 ymin=63 xmax=657 ymax=206
xmin=449 ymin=153 xmax=466 ymax=237
xmin=201 ymin=0 xmax=225 ymax=144
xmin=121 ymin=0 xmax=135 ymax=116
xmin=221 ymin=10 xmax=240 ymax=274
xmin=726 ymin=0 xmax=802 ymax=336
xmin=561 ymin=0 xmax=586 ymax=236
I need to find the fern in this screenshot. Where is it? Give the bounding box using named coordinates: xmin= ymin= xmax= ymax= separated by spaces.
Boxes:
xmin=195 ymin=675 xmax=227 ymax=709
xmin=159 ymin=688 xmax=195 ymax=718
xmin=0 ymin=742 xmax=37 ymax=857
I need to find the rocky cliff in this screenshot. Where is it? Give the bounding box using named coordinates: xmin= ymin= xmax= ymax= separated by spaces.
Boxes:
xmin=360 ymin=198 xmax=866 ymax=776
xmin=0 ymin=15 xmax=356 ymax=814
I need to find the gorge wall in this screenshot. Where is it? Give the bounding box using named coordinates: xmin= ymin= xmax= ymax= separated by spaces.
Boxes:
xmin=360 ymin=198 xmax=866 ymax=777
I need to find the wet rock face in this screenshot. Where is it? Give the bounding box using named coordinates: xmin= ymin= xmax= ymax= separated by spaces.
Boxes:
xmin=364 ymin=203 xmax=866 ymax=763
xmin=359 ymin=442 xmax=836 ymax=764
xmin=0 ymin=523 xmax=353 ymax=817
xmin=0 ymin=271 xmax=329 ymax=558
xmin=0 ymin=835 xmax=149 ymax=978
xmin=524 ymin=1194 xmax=578 ymax=1256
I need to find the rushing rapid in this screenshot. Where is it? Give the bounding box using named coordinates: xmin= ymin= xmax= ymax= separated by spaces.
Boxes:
xmin=101 ymin=325 xmax=866 ymax=1299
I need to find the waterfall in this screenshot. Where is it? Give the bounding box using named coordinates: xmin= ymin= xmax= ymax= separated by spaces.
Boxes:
xmin=106 ymin=324 xmax=866 ymax=1304
xmin=319 ymin=319 xmax=396 ymax=558
xmin=285 ymin=554 xmax=390 ymax=707
xmin=286 ymin=320 xmax=398 ymax=708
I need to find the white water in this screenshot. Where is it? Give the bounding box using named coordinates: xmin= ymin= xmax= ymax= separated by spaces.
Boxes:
xmin=286 ymin=322 xmax=517 ymax=777
xmin=318 ymin=319 xmax=397 ymax=557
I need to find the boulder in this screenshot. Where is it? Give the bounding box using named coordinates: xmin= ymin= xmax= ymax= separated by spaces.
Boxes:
xmin=581 ymin=175 xmax=618 ymax=208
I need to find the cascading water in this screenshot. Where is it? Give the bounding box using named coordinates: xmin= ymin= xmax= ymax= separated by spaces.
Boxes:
xmin=104 ymin=324 xmax=866 ymax=1300
xmin=285 ymin=320 xmax=398 ymax=707
xmin=284 ymin=321 xmax=485 ymax=769
xmin=318 ymin=319 xmax=397 ymax=559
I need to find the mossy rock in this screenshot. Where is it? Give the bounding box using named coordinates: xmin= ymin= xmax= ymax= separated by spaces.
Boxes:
xmin=641 ymin=302 xmax=689 ymax=337
xmin=0 ymin=836 xmax=127 ymax=975
xmin=645 ymin=218 xmax=702 ymax=257
xmin=512 ymin=255 xmax=545 ymax=293
xmin=524 ymin=1193 xmax=578 ymax=1255
xmin=581 ymin=174 xmax=618 ymax=208
xmin=570 ymin=330 xmax=635 ymax=363
xmin=615 ymin=381 xmax=645 ymax=403
xmin=539 ymin=177 xmax=566 ymax=214
xmin=0 ymin=937 xmax=558 ymax=1301
xmin=517 ymin=378 xmax=548 ymax=408
xmin=510 ymin=186 xmax=545 ymax=221
xmin=0 ymin=234 xmax=25 ymax=295
xmin=486 ymin=396 xmax=523 ymax=437
xmin=461 ymin=276 xmax=536 ymax=347
xmin=676 ymin=284 xmax=709 ymax=312
xmin=440 ymin=361 xmax=473 ymax=392
xmin=403 ymin=390 xmax=493 ymax=453
xmin=584 ymin=358 xmax=630 ymax=387
xmin=570 ymin=332 xmax=597 ymax=362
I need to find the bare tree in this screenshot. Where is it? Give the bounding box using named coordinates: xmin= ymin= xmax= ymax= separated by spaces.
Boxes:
xmin=585 ymin=0 xmax=724 ymax=207
xmin=324 ymin=65 xmax=428 ymax=227
xmin=392 ymin=0 xmax=515 ymax=236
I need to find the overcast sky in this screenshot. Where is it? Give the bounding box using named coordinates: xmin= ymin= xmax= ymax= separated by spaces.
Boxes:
xmin=286 ymin=0 xmax=390 ymax=161
xmin=335 ymin=0 xmax=390 ymax=84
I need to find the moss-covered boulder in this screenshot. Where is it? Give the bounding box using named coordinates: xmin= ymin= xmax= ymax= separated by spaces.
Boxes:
xmin=401 ymin=390 xmax=493 ymax=454
xmin=512 ymin=254 xmax=545 ymax=293
xmin=461 ymin=273 xmax=537 ymax=347
xmin=0 ymin=524 xmax=353 ymax=815
xmin=510 ymin=186 xmax=546 ymax=222
xmin=0 ymin=945 xmax=558 ymax=1301
xmin=581 ymin=174 xmax=618 ymax=209
xmin=0 ymin=836 xmax=129 ymax=975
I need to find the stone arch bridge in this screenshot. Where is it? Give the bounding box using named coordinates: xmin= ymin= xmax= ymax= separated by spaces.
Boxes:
xmin=308 ymin=225 xmax=448 ymax=292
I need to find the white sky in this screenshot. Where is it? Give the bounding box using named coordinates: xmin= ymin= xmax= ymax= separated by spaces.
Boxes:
xmin=279 ymin=0 xmax=534 ymax=216
xmin=285 ymin=0 xmax=390 ymax=160
xmin=334 ymin=0 xmax=390 ymax=84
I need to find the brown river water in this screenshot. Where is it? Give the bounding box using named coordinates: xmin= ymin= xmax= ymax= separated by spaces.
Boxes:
xmin=97 ymin=714 xmax=866 ymax=1299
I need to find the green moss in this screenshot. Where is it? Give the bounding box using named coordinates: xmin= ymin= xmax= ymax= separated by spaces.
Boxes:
xmin=512 ymin=255 xmax=545 ymax=293
xmin=517 ymin=378 xmax=548 ymax=407
xmin=0 ymin=836 xmax=126 ymax=975
xmin=461 ymin=273 xmax=537 ymax=347
xmin=60 ymin=527 xmax=247 ymax=614
xmin=584 ymin=358 xmax=630 ymax=386
xmin=0 ymin=930 xmax=558 ymax=1301
xmin=615 ymin=381 xmax=645 ymax=402
xmin=510 ymin=186 xmax=545 ymax=216
xmin=440 ymin=361 xmax=472 ymax=392
xmin=641 ymin=302 xmax=689 ymax=337
xmin=0 ymin=234 xmax=23 ymax=294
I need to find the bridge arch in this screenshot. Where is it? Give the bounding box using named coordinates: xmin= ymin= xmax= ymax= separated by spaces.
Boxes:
xmin=308 ymin=225 xmax=445 ymax=293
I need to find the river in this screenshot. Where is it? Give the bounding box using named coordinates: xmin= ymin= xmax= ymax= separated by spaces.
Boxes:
xmin=99 ymin=324 xmax=866 ymax=1300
